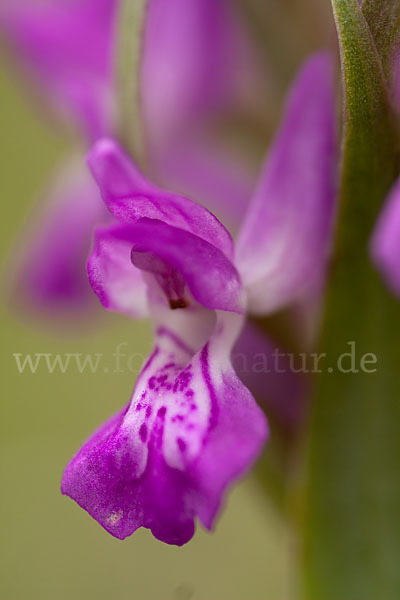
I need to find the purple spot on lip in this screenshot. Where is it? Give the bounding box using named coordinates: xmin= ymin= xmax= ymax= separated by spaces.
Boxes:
xmin=177 ymin=438 xmax=186 ymax=453
xmin=185 ymin=390 xmax=194 ymax=398
xmin=139 ymin=423 xmax=148 ymax=442
xmin=157 ymin=406 xmax=167 ymax=419
xmin=173 ymin=371 xmax=192 ymax=393
xmin=136 ymin=403 xmax=142 ymax=411
xmin=157 ymin=375 xmax=168 ymax=387
xmin=146 ymin=406 xmax=152 ymax=418
xmin=148 ymin=377 xmax=156 ymax=390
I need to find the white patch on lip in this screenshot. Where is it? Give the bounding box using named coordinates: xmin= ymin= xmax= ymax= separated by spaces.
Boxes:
xmin=106 ymin=510 xmax=123 ymax=525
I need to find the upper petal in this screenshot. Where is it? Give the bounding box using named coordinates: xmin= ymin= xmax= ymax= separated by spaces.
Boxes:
xmin=62 ymin=309 xmax=267 ymax=544
xmin=87 ymin=138 xmax=235 ymax=259
xmin=370 ymin=176 xmax=400 ymax=297
xmin=235 ymin=53 xmax=337 ymax=314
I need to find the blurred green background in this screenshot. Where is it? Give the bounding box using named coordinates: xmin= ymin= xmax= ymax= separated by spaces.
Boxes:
xmin=0 ymin=66 xmax=290 ymax=599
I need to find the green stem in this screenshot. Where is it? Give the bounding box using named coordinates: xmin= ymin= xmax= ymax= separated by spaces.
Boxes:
xmin=302 ymin=1 xmax=400 ymax=599
xmin=116 ymin=0 xmax=149 ymax=166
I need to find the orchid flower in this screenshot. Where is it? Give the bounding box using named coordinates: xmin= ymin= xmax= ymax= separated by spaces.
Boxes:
xmin=1 ymin=0 xmax=262 ymax=319
xmin=62 ymin=53 xmax=337 ymax=544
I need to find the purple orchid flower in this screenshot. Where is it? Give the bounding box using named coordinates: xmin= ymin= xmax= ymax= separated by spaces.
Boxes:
xmin=1 ymin=0 xmax=261 ymax=321
xmin=61 ymin=139 xmax=266 ymax=545
xmin=61 ymin=53 xmax=337 ymax=544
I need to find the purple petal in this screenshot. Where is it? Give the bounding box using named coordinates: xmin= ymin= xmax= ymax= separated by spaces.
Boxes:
xmin=142 ymin=0 xmax=262 ymax=148
xmin=87 ymin=227 xmax=149 ymax=318
xmin=8 ymin=160 xmax=108 ymax=318
xmin=0 ymin=0 xmax=117 ymax=138
xmin=62 ymin=311 xmax=267 ymax=544
xmin=235 ymin=53 xmax=337 ymax=314
xmin=88 ymin=220 xmax=244 ymax=314
xmin=87 ymin=138 xmax=235 ymax=259
xmin=371 ymin=177 xmax=400 ymax=297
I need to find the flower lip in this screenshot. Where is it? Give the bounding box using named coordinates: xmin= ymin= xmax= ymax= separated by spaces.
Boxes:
xmin=61 ymin=311 xmax=267 ymax=545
